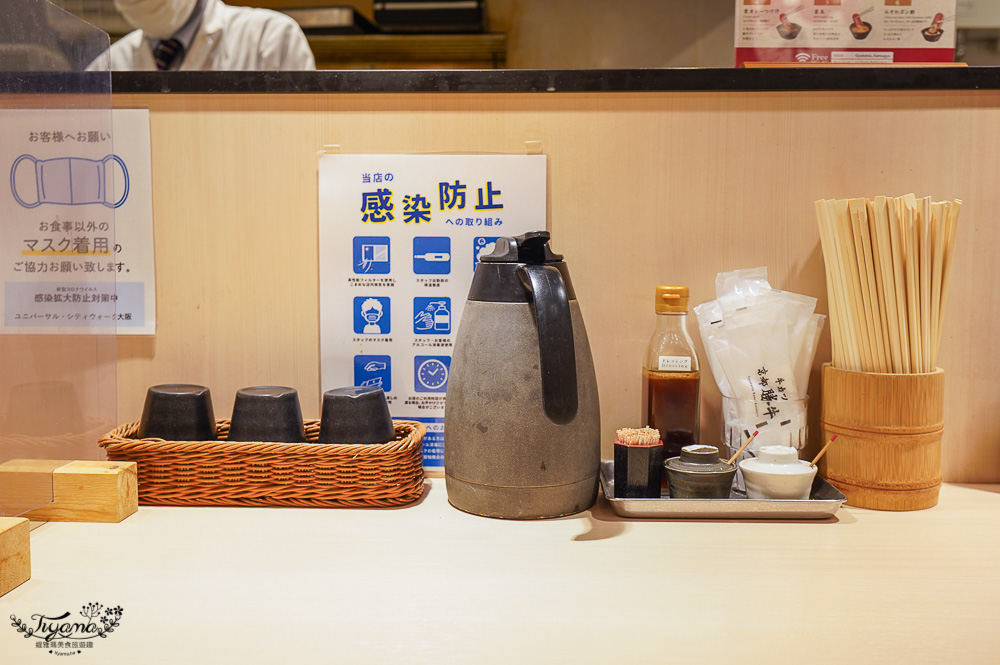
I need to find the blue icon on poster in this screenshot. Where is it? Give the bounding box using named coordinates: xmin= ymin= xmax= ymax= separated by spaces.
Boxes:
xmin=473 ymin=236 xmax=501 ymax=270
xmin=414 ymin=355 xmax=450 ymax=393
xmin=354 ymin=296 xmax=391 ymax=334
xmin=413 ymin=237 xmax=451 ymax=275
xmin=353 ymin=236 xmax=390 ymax=274
xmin=413 ymin=297 xmax=451 ymax=334
xmin=355 ymin=355 xmax=392 ymax=392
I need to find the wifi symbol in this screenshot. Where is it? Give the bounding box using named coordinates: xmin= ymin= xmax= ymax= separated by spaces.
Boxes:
xmin=795 ymin=53 xmax=811 ymax=62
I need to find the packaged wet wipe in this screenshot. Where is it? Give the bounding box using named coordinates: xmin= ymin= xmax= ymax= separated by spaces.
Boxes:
xmin=695 ymin=268 xmax=824 ymax=458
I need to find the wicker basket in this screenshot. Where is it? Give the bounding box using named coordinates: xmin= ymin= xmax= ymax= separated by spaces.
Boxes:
xmin=98 ymin=419 xmax=426 ymax=508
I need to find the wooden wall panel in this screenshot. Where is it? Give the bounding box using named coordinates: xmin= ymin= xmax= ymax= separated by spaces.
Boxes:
xmin=113 ymin=90 xmax=1000 ymax=482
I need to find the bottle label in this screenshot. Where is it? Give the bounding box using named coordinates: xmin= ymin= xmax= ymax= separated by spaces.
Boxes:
xmin=658 ymin=355 xmax=692 ymax=372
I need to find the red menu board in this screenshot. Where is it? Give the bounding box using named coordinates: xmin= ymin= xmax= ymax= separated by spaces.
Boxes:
xmin=735 ymin=0 xmax=956 ymax=66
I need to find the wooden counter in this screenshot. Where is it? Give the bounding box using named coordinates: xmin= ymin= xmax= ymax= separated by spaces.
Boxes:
xmin=1 ymin=480 xmax=999 ymax=663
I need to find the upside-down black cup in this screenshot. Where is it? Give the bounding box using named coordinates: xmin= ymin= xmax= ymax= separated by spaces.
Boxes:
xmin=318 ymin=386 xmax=395 ymax=445
xmin=228 ymin=386 xmax=306 ymax=443
xmin=137 ymin=384 xmax=217 ymax=441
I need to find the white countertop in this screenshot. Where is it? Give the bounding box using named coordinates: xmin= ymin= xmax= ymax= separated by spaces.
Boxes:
xmin=2 ymin=480 xmax=999 ymax=664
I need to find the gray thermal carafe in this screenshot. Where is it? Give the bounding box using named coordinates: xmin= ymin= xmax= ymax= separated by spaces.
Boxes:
xmin=444 ymin=231 xmax=600 ymax=519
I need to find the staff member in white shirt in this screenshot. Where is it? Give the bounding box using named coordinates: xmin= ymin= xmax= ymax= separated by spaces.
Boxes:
xmin=110 ymin=0 xmax=315 ymax=71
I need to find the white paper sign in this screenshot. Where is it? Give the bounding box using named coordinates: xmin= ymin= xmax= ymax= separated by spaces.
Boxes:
xmin=318 ymin=154 xmax=547 ymax=467
xmin=0 ymin=109 xmax=155 ymax=334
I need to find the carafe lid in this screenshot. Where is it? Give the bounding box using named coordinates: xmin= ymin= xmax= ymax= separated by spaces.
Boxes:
xmin=480 ymin=231 xmax=563 ymax=264
xmin=467 ymin=230 xmax=575 ymax=303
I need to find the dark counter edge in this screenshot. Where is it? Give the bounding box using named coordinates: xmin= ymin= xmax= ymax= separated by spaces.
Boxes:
xmin=108 ymin=67 xmax=1000 ymax=93
xmin=4 ymin=68 xmax=1000 ymax=95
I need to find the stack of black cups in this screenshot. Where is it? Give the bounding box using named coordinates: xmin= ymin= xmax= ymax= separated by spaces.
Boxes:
xmin=138 ymin=384 xmax=395 ymax=445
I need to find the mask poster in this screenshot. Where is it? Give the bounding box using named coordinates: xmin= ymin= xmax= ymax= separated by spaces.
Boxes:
xmin=0 ymin=109 xmax=156 ymax=335
xmin=735 ymin=0 xmax=957 ymax=66
xmin=318 ymin=153 xmax=547 ymax=468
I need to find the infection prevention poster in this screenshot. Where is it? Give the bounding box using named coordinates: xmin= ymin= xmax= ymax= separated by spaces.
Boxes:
xmin=318 ymin=153 xmax=547 ymax=468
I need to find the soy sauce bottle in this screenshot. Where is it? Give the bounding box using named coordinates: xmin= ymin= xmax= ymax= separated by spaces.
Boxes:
xmin=643 ymin=285 xmax=700 ymax=462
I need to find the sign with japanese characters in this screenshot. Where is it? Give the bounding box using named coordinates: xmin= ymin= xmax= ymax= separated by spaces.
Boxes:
xmin=0 ymin=109 xmax=155 ymax=334
xmin=735 ymin=0 xmax=956 ymax=66
xmin=318 ymin=154 xmax=547 ymax=468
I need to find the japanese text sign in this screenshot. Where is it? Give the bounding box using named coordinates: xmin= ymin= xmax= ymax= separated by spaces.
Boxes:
xmin=318 ymin=153 xmax=547 ymax=467
xmin=1 ymin=109 xmax=156 ymax=334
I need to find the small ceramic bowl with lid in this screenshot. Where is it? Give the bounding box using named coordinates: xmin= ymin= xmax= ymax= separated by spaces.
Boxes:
xmin=664 ymin=444 xmax=737 ymax=499
xmin=738 ymin=445 xmax=817 ymax=500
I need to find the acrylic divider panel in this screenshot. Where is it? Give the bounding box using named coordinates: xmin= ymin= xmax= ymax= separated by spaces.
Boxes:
xmin=101 ymin=110 xmax=156 ymax=335
xmin=1 ymin=1 xmax=118 ymax=517
xmin=318 ymin=154 xmax=547 ymax=468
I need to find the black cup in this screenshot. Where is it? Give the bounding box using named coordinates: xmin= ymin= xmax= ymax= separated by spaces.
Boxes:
xmin=138 ymin=384 xmax=217 ymax=441
xmin=318 ymin=386 xmax=395 ymax=445
xmin=228 ymin=386 xmax=306 ymax=443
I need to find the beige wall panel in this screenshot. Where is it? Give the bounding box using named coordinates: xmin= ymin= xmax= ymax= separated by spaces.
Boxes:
xmin=114 ymin=90 xmax=1000 ymax=482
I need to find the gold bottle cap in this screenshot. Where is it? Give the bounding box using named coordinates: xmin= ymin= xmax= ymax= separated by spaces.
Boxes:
xmin=655 ymin=285 xmax=689 ymax=313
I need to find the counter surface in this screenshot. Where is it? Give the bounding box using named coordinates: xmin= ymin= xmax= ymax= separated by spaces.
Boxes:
xmin=1 ymin=480 xmax=998 ymax=664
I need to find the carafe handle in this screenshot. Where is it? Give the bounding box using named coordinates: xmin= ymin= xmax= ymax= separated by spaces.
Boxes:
xmin=517 ymin=264 xmax=578 ymax=425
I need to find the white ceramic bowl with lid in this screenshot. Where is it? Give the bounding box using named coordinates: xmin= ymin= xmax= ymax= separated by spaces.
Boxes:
xmin=738 ymin=445 xmax=817 ymax=500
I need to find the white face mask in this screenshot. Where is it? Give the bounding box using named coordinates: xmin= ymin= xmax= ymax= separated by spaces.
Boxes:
xmin=114 ymin=0 xmax=198 ymax=39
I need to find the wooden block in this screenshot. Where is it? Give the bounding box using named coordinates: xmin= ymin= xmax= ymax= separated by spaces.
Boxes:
xmin=0 ymin=459 xmax=66 ymax=516
xmin=0 ymin=517 xmax=30 ymax=597
xmin=0 ymin=460 xmax=138 ymax=523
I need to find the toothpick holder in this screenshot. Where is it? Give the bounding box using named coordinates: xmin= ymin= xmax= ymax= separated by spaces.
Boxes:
xmin=819 ymin=363 xmax=944 ymax=511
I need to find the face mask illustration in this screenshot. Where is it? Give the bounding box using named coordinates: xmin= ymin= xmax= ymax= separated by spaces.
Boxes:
xmin=11 ymin=154 xmax=129 ymax=208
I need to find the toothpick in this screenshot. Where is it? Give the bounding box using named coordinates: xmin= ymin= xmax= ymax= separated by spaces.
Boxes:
xmin=810 ymin=434 xmax=838 ymax=467
xmin=727 ymin=430 xmax=759 ymax=466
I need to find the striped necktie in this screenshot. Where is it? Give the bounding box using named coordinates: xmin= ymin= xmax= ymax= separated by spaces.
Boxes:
xmin=153 ymin=38 xmax=184 ymax=71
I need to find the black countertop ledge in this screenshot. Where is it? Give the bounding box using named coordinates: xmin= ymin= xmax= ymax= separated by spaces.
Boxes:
xmin=5 ymin=67 xmax=1000 ymax=95
xmin=108 ymin=67 xmax=1000 ymax=93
